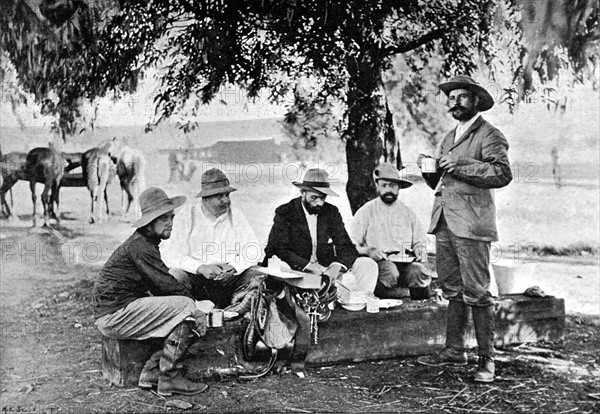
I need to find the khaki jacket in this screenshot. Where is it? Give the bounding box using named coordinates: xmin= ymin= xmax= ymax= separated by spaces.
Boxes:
xmin=423 ymin=116 xmax=512 ymax=241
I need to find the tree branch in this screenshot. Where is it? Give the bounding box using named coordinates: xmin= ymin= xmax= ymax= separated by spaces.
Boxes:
xmin=383 ymin=28 xmax=445 ymax=56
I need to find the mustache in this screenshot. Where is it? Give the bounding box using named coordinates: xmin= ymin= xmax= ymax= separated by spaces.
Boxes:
xmin=448 ymin=105 xmax=467 ymax=112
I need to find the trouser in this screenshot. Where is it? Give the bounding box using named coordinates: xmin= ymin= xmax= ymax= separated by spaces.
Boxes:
xmin=95 ymin=295 xmax=199 ymax=340
xmin=377 ymin=260 xmax=432 ymax=289
xmin=339 ymin=257 xmax=378 ymax=293
xmin=170 ymin=266 xmax=264 ymax=308
xmin=434 ymin=214 xmax=493 ymax=306
xmin=434 ymin=213 xmax=495 ymax=357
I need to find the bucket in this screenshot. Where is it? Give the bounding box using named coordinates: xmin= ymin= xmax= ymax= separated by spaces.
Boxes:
xmin=491 ymin=260 xmax=537 ymax=295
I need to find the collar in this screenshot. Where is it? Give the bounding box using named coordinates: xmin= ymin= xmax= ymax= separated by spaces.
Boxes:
xmin=301 ymin=201 xmax=318 ymax=217
xmin=457 ymin=113 xmax=481 ymax=132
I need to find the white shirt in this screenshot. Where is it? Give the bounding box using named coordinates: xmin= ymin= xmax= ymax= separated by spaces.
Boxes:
xmin=301 ymin=203 xmax=319 ymax=263
xmin=160 ymin=203 xmax=262 ymax=274
xmin=350 ymin=197 xmax=426 ymax=262
xmin=454 ymin=114 xmax=481 ymax=143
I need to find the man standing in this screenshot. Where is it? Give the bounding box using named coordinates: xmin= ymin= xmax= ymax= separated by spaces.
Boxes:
xmin=264 ymin=168 xmax=377 ymax=294
xmin=416 ymin=76 xmax=512 ymax=383
xmin=94 ymin=187 xmax=208 ymax=396
xmin=161 ymin=168 xmax=263 ymax=308
xmin=350 ymin=163 xmax=432 ymax=300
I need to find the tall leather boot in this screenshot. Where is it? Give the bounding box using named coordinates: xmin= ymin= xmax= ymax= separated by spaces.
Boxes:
xmin=472 ymin=305 xmax=495 ymax=382
xmin=138 ymin=350 xmax=161 ymax=389
xmin=157 ymin=322 xmax=208 ymax=396
xmin=418 ymin=300 xmax=470 ymax=366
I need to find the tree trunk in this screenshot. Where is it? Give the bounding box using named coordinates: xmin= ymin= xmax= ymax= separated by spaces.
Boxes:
xmin=345 ymin=57 xmax=386 ymax=214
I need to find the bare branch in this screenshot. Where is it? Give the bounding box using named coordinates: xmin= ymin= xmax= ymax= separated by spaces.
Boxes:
xmin=383 ymin=28 xmax=445 ymax=56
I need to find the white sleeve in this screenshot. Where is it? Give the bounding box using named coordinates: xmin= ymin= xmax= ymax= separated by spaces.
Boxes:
xmin=349 ymin=206 xmax=368 ymax=247
xmin=230 ymin=209 xmax=263 ymax=274
xmin=160 ymin=205 xmax=203 ymax=274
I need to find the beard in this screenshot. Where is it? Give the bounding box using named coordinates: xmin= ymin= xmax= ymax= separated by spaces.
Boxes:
xmin=380 ymin=192 xmax=398 ymax=205
xmin=302 ymin=199 xmax=323 ymax=215
xmin=449 ymin=105 xmax=478 ymax=122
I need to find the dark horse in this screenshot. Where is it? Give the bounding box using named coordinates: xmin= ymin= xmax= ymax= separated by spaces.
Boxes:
xmin=1 ymin=151 xmax=28 ymax=218
xmin=25 ymin=147 xmax=65 ymax=227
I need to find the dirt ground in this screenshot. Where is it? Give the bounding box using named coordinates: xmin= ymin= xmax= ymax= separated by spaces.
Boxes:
xmin=1 ymin=202 xmax=599 ymax=413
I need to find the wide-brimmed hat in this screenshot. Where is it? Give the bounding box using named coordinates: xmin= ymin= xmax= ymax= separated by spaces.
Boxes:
xmin=293 ymin=168 xmax=338 ymax=197
xmin=133 ymin=187 xmax=186 ymax=228
xmin=195 ymin=168 xmax=237 ymax=198
xmin=438 ymin=75 xmax=494 ymax=112
xmin=373 ymin=162 xmax=413 ymax=189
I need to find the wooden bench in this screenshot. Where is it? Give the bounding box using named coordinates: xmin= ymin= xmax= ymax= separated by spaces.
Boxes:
xmin=102 ymin=295 xmax=565 ymax=387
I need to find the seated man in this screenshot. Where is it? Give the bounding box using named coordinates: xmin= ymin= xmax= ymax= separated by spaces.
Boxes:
xmin=161 ymin=168 xmax=264 ymax=308
xmin=350 ymin=163 xmax=433 ymax=299
xmin=93 ymin=187 xmax=207 ymax=397
xmin=264 ymin=168 xmax=377 ymax=295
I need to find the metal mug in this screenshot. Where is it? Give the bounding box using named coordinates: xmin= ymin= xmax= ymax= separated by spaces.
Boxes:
xmin=210 ymin=309 xmax=224 ymax=327
xmin=421 ymin=157 xmax=437 ymax=173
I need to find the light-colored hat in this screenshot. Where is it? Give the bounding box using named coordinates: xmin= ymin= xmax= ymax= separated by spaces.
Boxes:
xmin=438 ymin=75 xmax=494 ymax=111
xmin=195 ymin=168 xmax=237 ymax=198
xmin=293 ymin=168 xmax=338 ymax=197
xmin=373 ymin=162 xmax=413 ymax=189
xmin=133 ymin=187 xmax=186 ymax=228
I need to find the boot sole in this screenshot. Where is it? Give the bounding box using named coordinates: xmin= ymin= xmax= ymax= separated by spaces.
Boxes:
xmin=138 ymin=381 xmax=157 ymax=389
xmin=158 ymin=384 xmax=209 ymax=397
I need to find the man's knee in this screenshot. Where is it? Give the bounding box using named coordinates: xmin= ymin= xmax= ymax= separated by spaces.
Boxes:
xmin=405 ymin=262 xmax=433 ymax=288
xmin=166 ymin=295 xmax=197 ymax=312
xmin=377 ymin=259 xmax=399 ymax=288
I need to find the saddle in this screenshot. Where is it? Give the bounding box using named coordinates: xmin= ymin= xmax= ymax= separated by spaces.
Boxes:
xmin=240 ymin=275 xmax=337 ymax=378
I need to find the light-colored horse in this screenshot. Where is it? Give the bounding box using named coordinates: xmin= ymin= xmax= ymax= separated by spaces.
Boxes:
xmin=116 ymin=146 xmax=146 ymax=220
xmin=78 ymin=139 xmax=118 ymax=224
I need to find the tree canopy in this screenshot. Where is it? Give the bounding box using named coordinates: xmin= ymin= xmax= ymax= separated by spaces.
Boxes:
xmin=1 ymin=0 xmax=598 ymax=211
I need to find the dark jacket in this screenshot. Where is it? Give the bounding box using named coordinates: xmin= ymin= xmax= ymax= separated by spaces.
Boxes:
xmin=423 ymin=116 xmax=512 ymax=241
xmin=93 ymin=228 xmax=193 ymax=319
xmin=264 ymin=197 xmax=358 ymax=270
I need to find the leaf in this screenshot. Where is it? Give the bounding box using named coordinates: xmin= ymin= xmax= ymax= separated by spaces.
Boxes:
xmin=166 ymin=400 xmax=193 ymax=410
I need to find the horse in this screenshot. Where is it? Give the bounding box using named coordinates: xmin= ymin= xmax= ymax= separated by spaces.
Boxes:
xmin=73 ymin=140 xmax=117 ymax=224
xmin=25 ymin=147 xmax=65 ymax=227
xmin=116 ymin=146 xmax=146 ymax=220
xmin=1 ymin=152 xmax=28 ymax=218
xmin=62 ymin=150 xmax=116 ymax=222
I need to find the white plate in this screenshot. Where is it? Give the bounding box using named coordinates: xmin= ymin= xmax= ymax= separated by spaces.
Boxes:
xmin=223 ymin=311 xmax=239 ymax=320
xmin=378 ymin=299 xmax=403 ymax=309
xmin=339 ymin=302 xmax=366 ymax=311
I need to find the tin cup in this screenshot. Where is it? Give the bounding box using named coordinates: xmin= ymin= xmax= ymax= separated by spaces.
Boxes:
xmin=366 ymin=296 xmax=380 ymax=313
xmin=210 ymin=309 xmax=224 ymax=327
xmin=421 ymin=157 xmax=437 ymax=173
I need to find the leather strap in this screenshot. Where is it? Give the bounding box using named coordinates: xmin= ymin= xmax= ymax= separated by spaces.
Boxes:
xmin=286 ymin=285 xmax=311 ymax=372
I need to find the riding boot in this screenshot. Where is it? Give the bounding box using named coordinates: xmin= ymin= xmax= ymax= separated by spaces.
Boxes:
xmin=138 ymin=350 xmax=162 ymax=389
xmin=418 ymin=300 xmax=469 ymax=366
xmin=472 ymin=305 xmax=496 ymax=382
xmin=157 ymin=322 xmax=208 ymax=396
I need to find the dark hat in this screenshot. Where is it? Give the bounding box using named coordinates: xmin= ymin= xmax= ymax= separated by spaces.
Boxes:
xmin=373 ymin=163 xmax=413 ymax=189
xmin=293 ymin=168 xmax=339 ymax=197
xmin=132 ymin=187 xmax=186 ymax=228
xmin=195 ymin=168 xmax=237 ymax=198
xmin=439 ymin=75 xmax=494 ymax=111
